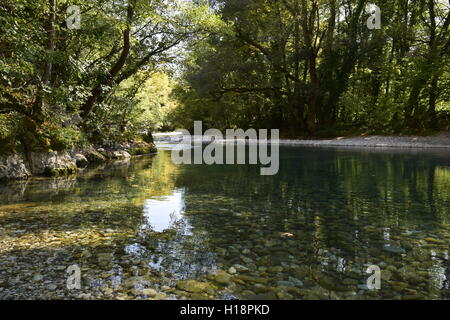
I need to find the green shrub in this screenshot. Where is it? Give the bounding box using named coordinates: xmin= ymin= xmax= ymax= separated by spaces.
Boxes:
xmin=48 ymin=126 xmax=82 ymax=151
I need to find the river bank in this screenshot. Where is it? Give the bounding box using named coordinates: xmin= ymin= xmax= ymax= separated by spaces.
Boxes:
xmin=0 ymin=141 xmax=157 ymax=181
xmin=154 ymin=131 xmax=450 ymax=149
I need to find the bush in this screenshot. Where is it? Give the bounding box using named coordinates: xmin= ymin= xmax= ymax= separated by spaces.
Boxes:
xmin=48 ymin=126 xmax=83 ymax=151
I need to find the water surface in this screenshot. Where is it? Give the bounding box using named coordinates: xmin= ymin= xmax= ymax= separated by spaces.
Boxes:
xmin=0 ymin=146 xmax=449 ymax=300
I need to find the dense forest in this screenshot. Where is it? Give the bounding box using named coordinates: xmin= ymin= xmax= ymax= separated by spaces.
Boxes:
xmin=0 ymin=0 xmax=222 ymax=154
xmin=172 ymin=0 xmax=450 ymax=136
xmin=1 ymin=0 xmax=449 ymax=155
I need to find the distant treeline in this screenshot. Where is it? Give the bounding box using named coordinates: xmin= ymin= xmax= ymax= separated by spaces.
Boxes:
xmin=171 ymin=0 xmax=450 ymax=136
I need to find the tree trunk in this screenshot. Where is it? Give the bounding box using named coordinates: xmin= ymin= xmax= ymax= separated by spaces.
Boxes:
xmin=80 ymin=0 xmax=135 ymax=119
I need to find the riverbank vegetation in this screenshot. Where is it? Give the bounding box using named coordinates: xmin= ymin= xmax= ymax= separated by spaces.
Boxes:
xmin=0 ymin=0 xmax=221 ymax=155
xmin=170 ymin=0 xmax=450 ymax=136
xmin=1 ymin=0 xmax=449 ymax=156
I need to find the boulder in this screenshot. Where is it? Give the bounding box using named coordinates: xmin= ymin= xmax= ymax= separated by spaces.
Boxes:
xmin=0 ymin=154 xmax=30 ymax=180
xmin=110 ymin=150 xmax=131 ymax=160
xmin=83 ymin=148 xmax=107 ymax=163
xmin=29 ymin=151 xmax=77 ymax=176
xmin=73 ymin=154 xmax=89 ymax=168
xmin=128 ymin=141 xmax=157 ymax=155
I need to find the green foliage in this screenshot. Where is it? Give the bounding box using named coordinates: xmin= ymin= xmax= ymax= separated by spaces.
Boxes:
xmin=172 ymin=0 xmax=450 ymax=135
xmin=1 ymin=0 xmax=448 ymax=147
xmin=47 ymin=126 xmax=83 ymax=151
xmin=0 ymin=0 xmax=219 ymax=151
xmin=0 ymin=115 xmax=18 ymax=154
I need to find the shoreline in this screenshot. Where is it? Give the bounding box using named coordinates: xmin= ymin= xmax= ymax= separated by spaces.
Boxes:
xmin=154 ymin=132 xmax=450 ymax=149
xmin=0 ymin=141 xmax=157 ymax=181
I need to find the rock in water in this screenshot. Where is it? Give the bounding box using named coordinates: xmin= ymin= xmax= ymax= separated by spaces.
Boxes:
xmin=0 ymin=154 xmax=30 ymax=180
xmin=214 ymin=271 xmax=232 ymax=286
xmin=29 ymin=151 xmax=77 ymax=176
xmin=73 ymin=154 xmax=89 ymax=168
xmin=176 ymin=280 xmax=210 ymax=293
xmin=142 ymin=288 xmax=157 ymax=297
xmin=383 ymin=245 xmax=406 ymax=254
xmin=83 ymin=148 xmax=107 ymax=163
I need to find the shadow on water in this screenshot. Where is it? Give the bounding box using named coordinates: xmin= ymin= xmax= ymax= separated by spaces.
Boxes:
xmin=0 ymin=147 xmax=449 ymax=299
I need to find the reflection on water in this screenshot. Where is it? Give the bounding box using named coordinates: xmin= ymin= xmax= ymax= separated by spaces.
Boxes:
xmin=0 ymin=146 xmax=449 ymax=300
xmin=142 ymin=190 xmax=186 ymax=233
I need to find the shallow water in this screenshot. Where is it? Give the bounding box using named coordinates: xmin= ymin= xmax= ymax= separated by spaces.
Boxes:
xmin=0 ymin=145 xmax=449 ymax=300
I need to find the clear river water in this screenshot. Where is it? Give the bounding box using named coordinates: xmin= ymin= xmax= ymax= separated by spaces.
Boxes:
xmin=0 ymin=144 xmax=449 ymax=300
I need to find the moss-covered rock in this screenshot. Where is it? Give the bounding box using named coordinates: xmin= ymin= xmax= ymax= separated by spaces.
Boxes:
xmin=29 ymin=151 xmax=78 ymax=177
xmin=176 ymin=280 xmax=212 ymax=293
xmin=128 ymin=141 xmax=157 ymax=155
xmin=83 ymin=148 xmax=107 ymax=163
xmin=43 ymin=165 xmax=78 ymax=177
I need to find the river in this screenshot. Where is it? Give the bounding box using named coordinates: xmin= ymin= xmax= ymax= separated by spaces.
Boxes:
xmin=0 ymin=143 xmax=449 ymax=300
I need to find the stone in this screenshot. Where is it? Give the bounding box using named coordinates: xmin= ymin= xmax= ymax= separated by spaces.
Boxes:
xmin=243 ymin=292 xmax=277 ymax=300
xmin=235 ymin=275 xmax=268 ymax=284
xmin=128 ymin=141 xmax=158 ymax=155
xmin=279 ymin=232 xmax=294 ymax=238
xmin=142 ymin=288 xmax=157 ymax=297
xmin=154 ymin=292 xmax=167 ymax=299
xmin=176 ymin=280 xmax=210 ymax=293
xmin=78 ymin=293 xmax=92 ymax=299
xmin=73 ymin=154 xmax=88 ymax=168
xmin=357 ymin=284 xmax=369 ymax=290
xmin=383 ymin=245 xmax=406 ymax=254
xmin=386 ymin=265 xmax=397 ymax=272
xmin=97 ymin=253 xmax=113 ymax=267
xmin=0 ymin=154 xmax=30 ymax=180
xmin=269 ymin=266 xmax=283 ymax=273
xmin=228 ymin=267 xmax=237 ymax=274
xmin=276 ymin=290 xmax=294 ymax=300
xmin=233 ymin=264 xmax=249 ymax=272
xmin=424 ymin=237 xmax=445 ymax=245
xmin=277 ymin=281 xmax=293 ymax=287
xmin=110 ymin=150 xmax=131 ymax=160
xmin=123 ymin=276 xmax=146 ymax=289
xmin=102 ymin=287 xmax=114 ymax=296
xmin=381 ymin=270 xmax=393 ymax=281
xmin=29 ymin=151 xmax=77 ymax=176
xmin=48 ymin=284 xmax=57 ymax=290
xmin=214 ymin=271 xmax=231 ymax=286
xmin=288 ymin=277 xmax=304 ymax=287
xmin=83 ymin=148 xmax=106 ymax=163
xmin=241 ymin=256 xmax=253 ymax=264
xmin=33 ymin=274 xmax=44 ymax=282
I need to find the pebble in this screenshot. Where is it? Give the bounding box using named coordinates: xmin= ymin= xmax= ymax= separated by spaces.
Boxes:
xmin=33 ymin=274 xmax=44 ymax=282
xmin=383 ymin=245 xmax=406 ymax=254
xmin=214 ymin=271 xmax=232 ymax=286
xmin=142 ymin=288 xmax=157 ymax=297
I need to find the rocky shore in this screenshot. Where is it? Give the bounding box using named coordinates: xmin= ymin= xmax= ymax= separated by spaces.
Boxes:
xmin=0 ymin=141 xmax=157 ymax=181
xmin=154 ymin=131 xmax=450 ymax=149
